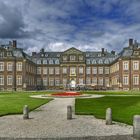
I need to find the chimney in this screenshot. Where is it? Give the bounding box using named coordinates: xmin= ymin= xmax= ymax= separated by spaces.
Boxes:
xmin=102 ymin=48 xmax=104 ymax=54
xmin=129 ymin=38 xmax=133 ymax=46
xmin=111 ymin=50 xmax=115 ymax=55
xmin=32 ymin=52 xmax=36 ymax=56
xmin=13 ymin=40 xmax=17 ymax=48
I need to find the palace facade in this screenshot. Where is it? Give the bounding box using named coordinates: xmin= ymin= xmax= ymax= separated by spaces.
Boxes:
xmin=0 ymin=39 xmax=140 ymax=91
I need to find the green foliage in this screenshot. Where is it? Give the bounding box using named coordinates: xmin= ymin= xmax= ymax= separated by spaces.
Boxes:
xmin=0 ymin=92 xmax=52 ymax=116
xmin=75 ymin=96 xmax=140 ymax=125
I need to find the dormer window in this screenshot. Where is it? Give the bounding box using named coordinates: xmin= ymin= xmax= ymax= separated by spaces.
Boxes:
xmin=98 ymin=59 xmax=103 ymax=64
xmin=134 ymin=51 xmax=139 ymax=55
xmin=92 ymin=60 xmax=96 ymax=64
xmin=49 ymin=59 xmax=54 ymax=64
xmin=86 ymin=54 xmax=89 ymax=57
xmin=41 ymin=53 xmax=44 ymax=57
xmin=37 ymin=60 xmax=41 ymax=64
xmin=55 ymin=59 xmax=59 ymax=64
xmin=86 ymin=59 xmax=90 ymax=64
xmin=7 ymin=51 xmax=12 ymax=57
xmin=57 ymin=54 xmax=60 ymax=57
xmin=98 ymin=53 xmax=101 ymax=57
xmin=43 ymin=60 xmax=47 ymax=64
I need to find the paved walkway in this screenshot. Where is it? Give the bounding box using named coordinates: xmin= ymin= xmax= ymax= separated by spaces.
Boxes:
xmin=0 ymin=98 xmax=133 ymax=139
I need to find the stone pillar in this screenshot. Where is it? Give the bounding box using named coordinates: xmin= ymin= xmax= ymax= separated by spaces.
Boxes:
xmin=23 ymin=105 xmax=29 ymax=119
xmin=133 ymin=115 xmax=140 ymax=139
xmin=67 ymin=105 xmax=72 ymax=120
xmin=106 ymin=108 xmax=112 ymax=125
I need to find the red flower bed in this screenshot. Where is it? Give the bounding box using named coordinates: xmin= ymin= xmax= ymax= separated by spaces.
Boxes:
xmin=52 ymin=91 xmax=81 ymax=96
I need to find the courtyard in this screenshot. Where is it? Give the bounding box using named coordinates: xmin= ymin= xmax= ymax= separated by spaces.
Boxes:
xmin=0 ymin=91 xmax=139 ymax=139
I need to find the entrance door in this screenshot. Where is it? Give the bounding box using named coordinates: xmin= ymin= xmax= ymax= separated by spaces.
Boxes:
xmin=70 ymin=79 xmax=76 ymax=88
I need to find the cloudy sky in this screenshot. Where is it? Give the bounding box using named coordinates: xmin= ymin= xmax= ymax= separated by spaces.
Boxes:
xmin=0 ymin=0 xmax=140 ymax=54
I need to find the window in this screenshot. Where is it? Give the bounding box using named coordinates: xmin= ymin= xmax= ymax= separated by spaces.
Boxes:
xmin=70 ymin=55 xmax=76 ymax=61
xmin=37 ymin=60 xmax=41 ymax=64
xmin=86 ymin=67 xmax=91 ymax=74
xmin=79 ymin=55 xmax=83 ymax=61
xmin=105 ymin=67 xmax=109 ymax=74
xmin=105 ymin=78 xmax=109 ymax=86
xmin=37 ymin=78 xmax=41 ymax=85
xmin=63 ymin=56 xmax=67 ymax=61
xmin=98 ymin=59 xmax=103 ymax=64
xmin=92 ymin=77 xmax=97 ymax=85
xmin=17 ymin=62 xmax=22 ymax=71
xmin=99 ymin=67 xmax=103 ymax=74
xmin=104 ymin=59 xmax=109 ymax=64
xmin=63 ymin=78 xmax=67 ymax=85
xmin=92 ymin=60 xmax=96 ymax=64
xmin=49 ymin=59 xmax=54 ymax=64
xmin=0 ymin=52 xmax=4 ymax=57
xmin=79 ymin=78 xmax=84 ymax=84
xmin=7 ymin=75 xmax=13 ymax=85
xmin=99 ymin=78 xmax=103 ymax=85
xmin=43 ymin=67 xmax=47 ymax=74
xmin=43 ymin=78 xmax=47 ymax=86
xmin=86 ymin=59 xmax=90 ymax=64
xmin=0 ymin=75 xmax=4 ymax=85
xmin=123 ymin=75 xmax=129 ymax=85
xmin=55 ymin=67 xmax=60 ymax=75
xmin=55 ymin=59 xmax=59 ymax=64
xmin=55 ymin=79 xmax=60 ymax=86
xmin=7 ymin=62 xmax=13 ymax=71
xmin=123 ymin=61 xmax=129 ymax=70
xmin=133 ymin=61 xmax=139 ymax=70
xmin=37 ymin=67 xmax=41 ymax=74
xmin=70 ymin=67 xmax=76 ymax=75
xmin=49 ymin=68 xmax=54 ymax=74
xmin=43 ymin=60 xmax=47 ymax=64
xmin=16 ymin=75 xmax=22 ymax=85
xmin=7 ymin=51 xmax=12 ymax=57
xmin=79 ymin=67 xmax=83 ymax=74
xmin=86 ymin=77 xmax=91 ymax=84
xmin=133 ymin=75 xmax=139 ymax=85
xmin=92 ymin=67 xmax=97 ymax=74
xmin=63 ymin=67 xmax=67 ymax=74
xmin=0 ymin=62 xmax=4 ymax=71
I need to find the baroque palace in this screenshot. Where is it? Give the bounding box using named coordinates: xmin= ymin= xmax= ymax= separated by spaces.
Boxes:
xmin=0 ymin=39 xmax=140 ymax=91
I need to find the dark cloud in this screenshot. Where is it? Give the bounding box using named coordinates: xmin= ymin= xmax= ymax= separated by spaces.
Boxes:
xmin=0 ymin=1 xmax=30 ymax=38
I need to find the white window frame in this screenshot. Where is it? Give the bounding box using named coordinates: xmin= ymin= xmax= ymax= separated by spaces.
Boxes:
xmin=17 ymin=62 xmax=22 ymax=71
xmin=16 ymin=75 xmax=22 ymax=85
xmin=0 ymin=75 xmax=4 ymax=85
xmin=123 ymin=61 xmax=129 ymax=70
xmin=7 ymin=62 xmax=13 ymax=71
xmin=7 ymin=75 xmax=13 ymax=85
xmin=133 ymin=61 xmax=139 ymax=70
xmin=0 ymin=62 xmax=4 ymax=71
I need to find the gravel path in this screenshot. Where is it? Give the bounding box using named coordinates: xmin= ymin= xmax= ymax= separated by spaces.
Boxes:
xmin=0 ymin=98 xmax=133 ymax=139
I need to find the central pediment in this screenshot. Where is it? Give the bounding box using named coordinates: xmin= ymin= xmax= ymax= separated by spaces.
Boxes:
xmin=63 ymin=47 xmax=83 ymax=54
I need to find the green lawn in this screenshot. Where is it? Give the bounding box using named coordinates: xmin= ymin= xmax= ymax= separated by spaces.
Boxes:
xmin=0 ymin=91 xmax=52 ymax=116
xmin=81 ymin=90 xmax=140 ymax=95
xmin=75 ymin=96 xmax=140 ymax=125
